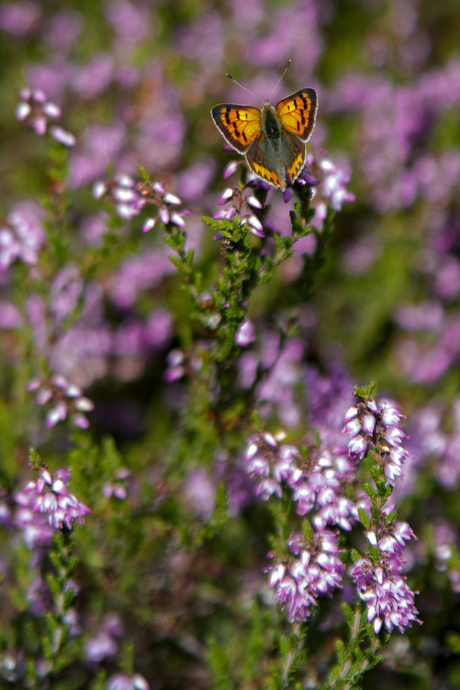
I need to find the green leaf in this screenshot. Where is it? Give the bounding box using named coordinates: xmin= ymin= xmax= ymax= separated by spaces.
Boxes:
xmin=364 ymin=483 xmax=377 ymax=501
xmin=358 ymin=507 xmax=371 ymax=528
xmin=354 ymin=382 xmax=375 ymax=399
xmin=335 ymin=639 xmax=347 ymax=665
xmin=341 ymin=602 xmax=355 ymax=625
xmin=139 ymin=166 xmax=150 ymax=183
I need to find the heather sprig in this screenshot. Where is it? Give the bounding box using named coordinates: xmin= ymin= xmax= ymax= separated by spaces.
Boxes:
xmin=316 ymin=387 xmax=419 ymax=689
xmin=16 ymin=86 xmax=76 ymax=147
xmin=25 ymin=448 xmax=91 ymax=530
xmin=342 ymin=387 xmax=420 ymax=633
xmin=177 ymin=169 xmax=318 ymax=370
xmin=5 ymin=450 xmax=89 ymax=687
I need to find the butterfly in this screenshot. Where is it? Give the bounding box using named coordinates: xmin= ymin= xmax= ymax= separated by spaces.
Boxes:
xmin=211 ymin=76 xmax=318 ymax=191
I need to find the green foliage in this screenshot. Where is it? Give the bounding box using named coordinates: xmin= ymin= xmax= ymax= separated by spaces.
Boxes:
xmin=207 ymin=636 xmax=235 ymax=690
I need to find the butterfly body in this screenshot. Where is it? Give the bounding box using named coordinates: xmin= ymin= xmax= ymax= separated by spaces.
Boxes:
xmin=211 ymin=88 xmax=318 ymax=191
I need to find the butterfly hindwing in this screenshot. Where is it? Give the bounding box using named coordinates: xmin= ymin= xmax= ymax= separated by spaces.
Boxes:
xmin=281 ymin=128 xmax=306 ymax=184
xmin=276 ymin=88 xmax=318 ymax=143
xmin=245 ymin=136 xmax=284 ymax=189
xmin=211 ymin=104 xmax=261 ymax=153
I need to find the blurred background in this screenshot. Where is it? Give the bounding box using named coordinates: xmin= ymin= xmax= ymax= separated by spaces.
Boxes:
xmin=1 ymin=0 xmax=460 ymax=688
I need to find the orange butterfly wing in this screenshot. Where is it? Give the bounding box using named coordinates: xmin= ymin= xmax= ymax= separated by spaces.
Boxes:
xmin=211 ymin=104 xmax=261 ymax=153
xmin=276 ymin=88 xmax=318 ymax=143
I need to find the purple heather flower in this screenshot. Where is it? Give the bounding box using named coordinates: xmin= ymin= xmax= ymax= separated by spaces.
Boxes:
xmin=0 ymin=201 xmax=46 ymax=270
xmin=94 ymin=174 xmax=189 ymax=229
xmin=0 ymin=1 xmax=40 ymax=36
xmin=183 ymin=468 xmax=216 ymax=520
xmin=14 ymin=491 xmax=54 ymax=549
xmin=347 ymin=434 xmax=368 ymax=460
xmin=109 ymin=249 xmax=175 ymax=308
xmin=106 ymin=673 xmax=149 ymax=690
xmin=0 ymin=300 xmax=23 ymax=329
xmin=235 ymin=319 xmax=256 ymax=347
xmin=16 ymin=87 xmax=75 ymax=146
xmin=305 ymin=153 xmax=356 ymax=229
xmin=105 ymin=0 xmax=152 ymax=47
xmin=268 ymin=530 xmax=345 ymax=622
xmin=44 ymin=9 xmax=83 ymax=52
xmin=281 ymin=164 xmax=319 ymax=203
xmin=177 ymin=157 xmax=216 ymax=201
xmin=23 ymin=466 xmax=91 ymax=530
xmin=86 ymin=632 xmax=116 ymax=663
xmin=50 ymin=264 xmax=83 ymax=324
xmin=49 ymin=125 xmax=76 ymax=147
xmin=102 ymin=467 xmax=130 ymax=500
xmin=319 ymin=159 xmax=356 ymax=211
xmin=346 ymin=390 xmax=420 ymax=634
xmin=246 ymin=214 xmax=265 ymax=237
xmin=27 ymin=374 xmax=94 ymax=429
xmin=164 ymin=349 xmax=185 ymax=382
xmin=352 ymin=553 xmax=420 ymax=634
xmin=223 ymin=160 xmax=242 ymax=179
xmin=243 ymin=431 xmax=359 ymax=532
xmin=342 ymin=394 xmax=411 ymax=483
xmin=215 ymin=185 xmax=266 ymax=237
xmin=70 ymin=53 xmax=114 ymax=100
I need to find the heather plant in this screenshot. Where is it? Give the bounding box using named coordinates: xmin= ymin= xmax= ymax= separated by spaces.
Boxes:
xmin=1 ymin=1 xmax=460 ymax=689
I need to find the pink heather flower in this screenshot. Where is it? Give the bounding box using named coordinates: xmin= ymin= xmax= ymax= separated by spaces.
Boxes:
xmin=243 ymin=433 xmax=359 ymax=532
xmin=27 ymin=374 xmax=94 ymax=429
xmin=308 ymin=153 xmax=356 ymax=229
xmin=23 ymin=466 xmax=91 ymax=530
xmin=0 ymin=201 xmax=46 ymax=270
xmin=14 ymin=491 xmax=54 ymax=549
xmin=16 ymin=87 xmax=75 ymax=145
xmin=94 ymin=175 xmax=189 ymax=228
xmin=106 ymin=673 xmax=149 ymax=690
xmin=49 ymin=125 xmax=76 ymax=147
xmin=183 ymin=468 xmax=216 ymax=519
xmin=342 ymin=394 xmax=411 ymax=483
xmin=319 ymin=159 xmax=356 ymax=211
xmin=282 ymin=165 xmax=319 ymax=203
xmin=235 ymin=319 xmax=256 ymax=347
xmin=50 ymin=264 xmax=83 ymax=323
xmin=352 ymin=554 xmax=420 ymax=634
xmin=223 ymin=160 xmax=242 ymax=179
xmin=164 ymin=348 xmax=185 ymax=382
xmin=85 ymin=631 xmax=116 ymax=663
xmin=268 ymin=530 xmax=345 ymax=622
xmin=102 ymin=467 xmax=130 ymax=500
xmin=348 ymin=434 xmax=368 ymax=460
xmin=214 ymin=185 xmax=266 ymax=237
xmin=0 ymin=1 xmax=41 ymax=36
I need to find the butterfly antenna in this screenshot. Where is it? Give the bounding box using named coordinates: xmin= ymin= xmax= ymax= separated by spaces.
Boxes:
xmin=270 ymin=59 xmax=292 ymax=100
xmin=226 ymin=73 xmax=264 ymax=104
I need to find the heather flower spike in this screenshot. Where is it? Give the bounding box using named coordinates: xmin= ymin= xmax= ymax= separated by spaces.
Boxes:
xmin=345 ymin=387 xmax=420 ymax=635
xmin=268 ymin=529 xmax=345 ymax=621
xmin=23 ymin=460 xmax=90 ymax=531
xmin=93 ymin=169 xmax=188 ymax=228
xmin=26 ymin=374 xmax=94 ymax=429
xmin=16 ymin=87 xmax=76 ymax=146
xmin=214 ymin=185 xmax=266 ymax=236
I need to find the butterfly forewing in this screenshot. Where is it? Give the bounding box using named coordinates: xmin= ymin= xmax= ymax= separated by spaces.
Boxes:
xmin=211 ymin=104 xmax=261 ymax=153
xmin=276 ymin=88 xmax=318 ymax=143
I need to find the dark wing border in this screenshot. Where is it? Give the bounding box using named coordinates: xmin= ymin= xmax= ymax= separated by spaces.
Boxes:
xmin=211 ymin=103 xmax=261 ymax=153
